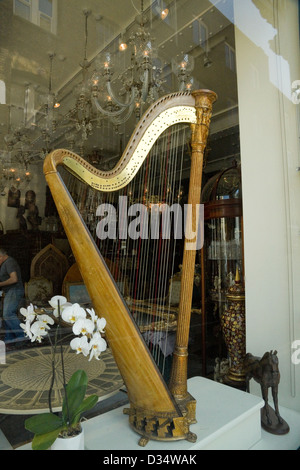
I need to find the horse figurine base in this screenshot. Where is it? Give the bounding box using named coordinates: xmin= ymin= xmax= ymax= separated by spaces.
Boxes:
xmin=244 ymin=351 xmax=289 ymax=436
xmin=261 ymin=405 xmax=289 ymax=435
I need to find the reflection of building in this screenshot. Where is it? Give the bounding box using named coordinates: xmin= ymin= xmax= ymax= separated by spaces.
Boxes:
xmin=0 ymin=0 xmax=299 ymax=449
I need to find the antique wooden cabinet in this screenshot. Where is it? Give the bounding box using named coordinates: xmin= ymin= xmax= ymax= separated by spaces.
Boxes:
xmin=200 ymin=162 xmax=243 ymax=377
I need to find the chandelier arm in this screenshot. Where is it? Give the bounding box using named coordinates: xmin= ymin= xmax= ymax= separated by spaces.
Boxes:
xmin=106 ymin=80 xmax=136 ymax=109
xmin=92 ymin=96 xmax=134 ymax=117
xmin=179 ymin=80 xmax=187 ymax=92
xmin=110 ymin=101 xmax=137 ymax=126
xmin=141 ymin=69 xmax=149 ymax=103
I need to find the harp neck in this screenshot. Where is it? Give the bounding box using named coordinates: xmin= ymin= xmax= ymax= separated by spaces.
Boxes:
xmin=44 ymin=91 xmax=199 ymax=191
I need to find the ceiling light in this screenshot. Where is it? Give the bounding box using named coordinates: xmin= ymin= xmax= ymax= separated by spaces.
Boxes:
xmin=161 ymin=8 xmax=169 ymax=20
xmin=119 ymin=35 xmax=128 ymax=51
xmin=204 ymin=54 xmax=213 ymax=68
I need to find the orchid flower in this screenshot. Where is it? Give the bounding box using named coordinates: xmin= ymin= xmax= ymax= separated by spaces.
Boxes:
xmin=72 ymin=318 xmax=94 ymax=337
xmin=30 ymin=321 xmax=51 ymax=342
xmin=20 ymin=303 xmax=36 ymax=323
xmin=62 ymin=303 xmax=86 ymax=324
xmin=86 ymin=308 xmax=106 ymax=333
xmin=20 ymin=319 xmax=34 ymax=340
xmin=38 ymin=314 xmax=55 ymax=326
xmin=48 ymin=295 xmax=69 ymax=318
xmin=70 ymin=336 xmax=91 ymax=357
xmin=86 ymin=308 xmax=97 ymax=323
xmin=96 ymin=317 xmax=106 ymax=334
xmin=20 ymin=300 xmax=107 ymax=362
xmin=88 ymin=332 xmax=107 ymax=361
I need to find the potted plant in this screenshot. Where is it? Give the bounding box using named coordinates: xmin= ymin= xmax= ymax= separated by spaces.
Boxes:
xmin=20 ymin=296 xmax=107 ymax=450
xmin=25 ymin=369 xmax=97 ymax=450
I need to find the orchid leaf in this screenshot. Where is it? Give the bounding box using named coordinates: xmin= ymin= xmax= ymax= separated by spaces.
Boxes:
xmin=66 ymin=370 xmax=88 ymax=394
xmin=31 ymin=427 xmax=64 ymax=450
xmin=62 ymin=370 xmax=89 ymax=425
xmin=62 ymin=385 xmax=86 ymax=425
xmin=25 ymin=413 xmax=63 ymax=435
xmin=72 ymin=394 xmax=98 ymax=425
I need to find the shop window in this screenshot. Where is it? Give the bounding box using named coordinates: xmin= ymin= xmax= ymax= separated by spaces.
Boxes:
xmin=13 ymin=0 xmax=57 ymax=34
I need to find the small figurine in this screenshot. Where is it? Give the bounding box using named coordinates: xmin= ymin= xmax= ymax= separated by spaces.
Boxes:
xmin=16 ymin=205 xmax=27 ymax=232
xmin=214 ymin=357 xmax=230 ymax=383
xmin=27 ymin=203 xmax=42 ymax=231
xmin=244 ymin=351 xmax=289 ymax=435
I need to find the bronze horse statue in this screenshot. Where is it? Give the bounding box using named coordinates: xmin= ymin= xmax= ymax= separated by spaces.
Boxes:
xmin=244 ymin=351 xmax=283 ymax=428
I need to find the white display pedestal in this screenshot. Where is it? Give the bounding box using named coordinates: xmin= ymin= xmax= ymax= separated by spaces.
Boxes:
xmin=83 ymin=377 xmax=264 ymax=451
xmin=0 ymin=430 xmax=13 ymax=450
xmin=11 ymin=376 xmax=300 ymax=450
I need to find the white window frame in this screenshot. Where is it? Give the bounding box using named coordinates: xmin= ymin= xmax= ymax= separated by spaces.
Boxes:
xmin=13 ymin=0 xmax=57 ymax=35
xmin=0 ymin=80 xmax=6 ymax=105
xmin=225 ymin=42 xmax=236 ymax=72
xmin=198 ymin=20 xmax=208 ymax=49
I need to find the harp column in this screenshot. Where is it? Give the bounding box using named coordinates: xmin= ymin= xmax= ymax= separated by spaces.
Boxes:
xmin=169 ymin=90 xmax=217 ymax=402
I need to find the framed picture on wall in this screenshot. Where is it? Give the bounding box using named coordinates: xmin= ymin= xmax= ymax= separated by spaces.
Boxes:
xmin=65 ymin=282 xmax=91 ymax=305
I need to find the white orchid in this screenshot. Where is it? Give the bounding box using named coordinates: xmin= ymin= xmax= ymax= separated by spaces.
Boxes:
xmin=20 ymin=306 xmax=53 ymax=340
xmin=88 ymin=332 xmax=107 ymax=361
xmin=96 ymin=317 xmax=106 ymax=334
xmin=86 ymin=308 xmax=106 ymax=333
xmin=20 ymin=319 xmax=34 ymax=340
xmin=70 ymin=336 xmax=91 ymax=357
xmin=72 ymin=317 xmax=94 ymax=337
xmin=48 ymin=295 xmax=70 ymax=318
xmin=30 ymin=321 xmax=51 ymax=342
xmin=62 ymin=303 xmax=86 ymax=324
xmin=38 ymin=314 xmax=55 ymax=326
xmin=20 ymin=303 xmax=36 ymax=323
xmin=20 ymin=296 xmax=107 ymax=362
xmin=86 ymin=308 xmax=97 ymax=323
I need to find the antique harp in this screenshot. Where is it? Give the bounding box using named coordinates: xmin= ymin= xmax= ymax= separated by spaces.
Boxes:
xmin=44 ymin=90 xmax=216 ymax=446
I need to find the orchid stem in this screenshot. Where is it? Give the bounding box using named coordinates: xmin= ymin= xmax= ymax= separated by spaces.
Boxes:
xmin=57 ymin=300 xmax=71 ymax=426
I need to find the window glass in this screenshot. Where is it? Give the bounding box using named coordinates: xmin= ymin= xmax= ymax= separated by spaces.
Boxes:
xmin=39 ymin=14 xmax=51 ymax=31
xmin=1 ymin=0 xmax=300 ymax=448
xmin=14 ymin=0 xmax=31 ymax=21
xmin=39 ymin=0 xmax=52 ymax=17
xmin=0 ymin=80 xmax=5 ymax=104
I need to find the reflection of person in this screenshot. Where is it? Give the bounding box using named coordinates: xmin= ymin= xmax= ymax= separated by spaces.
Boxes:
xmin=0 ymin=248 xmax=24 ymax=345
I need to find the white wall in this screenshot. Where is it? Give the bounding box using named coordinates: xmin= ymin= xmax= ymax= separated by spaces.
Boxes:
xmin=234 ymin=0 xmax=300 ymax=410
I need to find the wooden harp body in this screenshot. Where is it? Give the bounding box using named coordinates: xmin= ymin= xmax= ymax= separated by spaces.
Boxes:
xmin=44 ymin=90 xmax=216 ymax=446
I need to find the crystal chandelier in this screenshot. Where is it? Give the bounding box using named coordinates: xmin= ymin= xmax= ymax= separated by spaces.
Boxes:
xmin=66 ymin=10 xmax=103 ymax=141
xmin=91 ymin=0 xmax=166 ymax=125
xmin=37 ymin=53 xmax=61 ymax=156
xmin=172 ymin=54 xmax=195 ymax=92
xmin=0 ymin=95 xmax=35 ymax=193
xmin=0 ymin=0 xmax=196 ymax=170
xmin=0 ymin=144 xmax=33 ymax=195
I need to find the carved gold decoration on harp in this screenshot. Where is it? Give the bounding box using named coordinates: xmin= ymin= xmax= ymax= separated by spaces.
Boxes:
xmin=44 ymin=89 xmax=217 ymax=446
